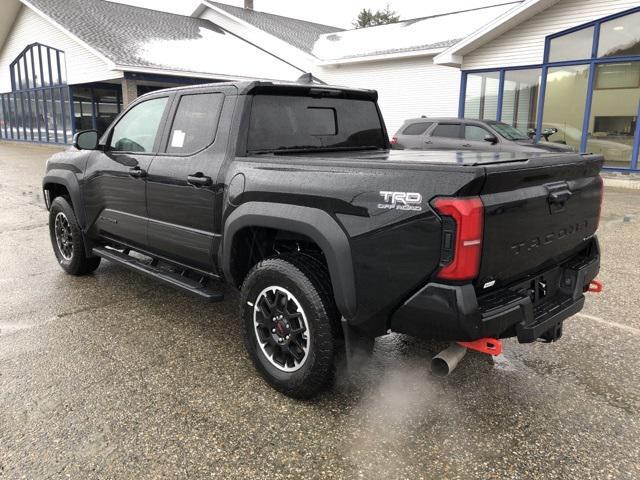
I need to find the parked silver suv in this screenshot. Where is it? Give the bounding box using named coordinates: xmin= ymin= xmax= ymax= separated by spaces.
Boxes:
xmin=392 ymin=117 xmax=575 ymax=153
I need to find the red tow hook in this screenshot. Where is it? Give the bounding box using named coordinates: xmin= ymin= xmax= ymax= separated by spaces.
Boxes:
xmin=457 ymin=338 xmax=502 ymax=356
xmin=588 ymin=279 xmax=604 ymax=293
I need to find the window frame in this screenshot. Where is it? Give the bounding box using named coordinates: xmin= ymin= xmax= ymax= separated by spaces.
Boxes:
xmin=463 ymin=123 xmax=494 ymax=142
xmin=593 ymin=62 xmax=640 ymax=90
xmin=430 ymin=122 xmax=463 ymax=140
xmin=103 ymin=94 xmax=172 ymax=155
xmin=401 ymin=121 xmax=433 ymax=136
xmin=547 ymin=25 xmax=595 ymax=64
xmin=157 ymin=90 xmax=226 ymax=157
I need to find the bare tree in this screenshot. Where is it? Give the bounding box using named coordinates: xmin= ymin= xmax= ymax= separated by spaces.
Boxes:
xmin=353 ymin=5 xmax=400 ymax=28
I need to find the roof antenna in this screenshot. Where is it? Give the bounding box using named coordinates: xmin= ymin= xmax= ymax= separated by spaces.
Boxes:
xmin=297 ymin=73 xmax=327 ymax=85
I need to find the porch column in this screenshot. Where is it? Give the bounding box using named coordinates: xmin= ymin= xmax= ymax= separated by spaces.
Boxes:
xmin=121 ymin=78 xmax=138 ymax=107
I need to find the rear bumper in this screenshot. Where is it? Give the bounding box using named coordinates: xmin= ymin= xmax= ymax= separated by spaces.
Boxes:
xmin=390 ymin=238 xmax=600 ymax=343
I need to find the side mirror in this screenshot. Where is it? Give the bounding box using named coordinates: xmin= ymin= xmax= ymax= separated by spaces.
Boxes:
xmin=73 ymin=130 xmax=99 ymax=150
xmin=484 ymin=134 xmax=498 ymax=145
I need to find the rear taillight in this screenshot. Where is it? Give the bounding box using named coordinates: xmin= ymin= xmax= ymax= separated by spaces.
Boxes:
xmin=390 ymin=136 xmax=398 ymax=145
xmin=433 ymin=196 xmax=484 ymax=281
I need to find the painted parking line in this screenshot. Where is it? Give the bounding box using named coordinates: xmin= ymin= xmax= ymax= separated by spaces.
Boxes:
xmin=576 ymin=313 xmax=640 ymax=336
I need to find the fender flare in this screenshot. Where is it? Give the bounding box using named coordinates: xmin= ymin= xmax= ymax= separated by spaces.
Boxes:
xmin=222 ymin=202 xmax=357 ymax=319
xmin=42 ymin=170 xmax=85 ymax=228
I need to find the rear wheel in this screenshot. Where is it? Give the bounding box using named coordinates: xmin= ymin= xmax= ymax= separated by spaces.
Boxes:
xmin=49 ymin=196 xmax=101 ymax=275
xmin=240 ymin=255 xmax=338 ymax=398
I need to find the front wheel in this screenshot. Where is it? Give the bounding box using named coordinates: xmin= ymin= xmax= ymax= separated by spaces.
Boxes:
xmin=49 ymin=196 xmax=101 ymax=275
xmin=240 ymin=255 xmax=338 ymax=399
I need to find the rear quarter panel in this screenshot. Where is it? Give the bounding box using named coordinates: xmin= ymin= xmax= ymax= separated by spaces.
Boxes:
xmin=223 ymin=155 xmax=483 ymax=336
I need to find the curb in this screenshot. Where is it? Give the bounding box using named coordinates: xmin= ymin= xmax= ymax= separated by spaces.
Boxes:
xmin=603 ymin=175 xmax=640 ymax=191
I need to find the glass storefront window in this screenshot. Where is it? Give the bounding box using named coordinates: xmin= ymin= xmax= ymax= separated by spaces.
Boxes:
xmin=53 ymin=88 xmax=64 ymax=142
xmin=59 ymin=52 xmax=67 ymax=84
xmin=45 ymin=89 xmax=55 ymax=142
xmin=541 ymin=64 xmax=590 ymax=151
xmin=43 ymin=49 xmax=51 ymax=86
xmin=464 ymin=71 xmax=500 ymax=120
xmin=23 ymin=91 xmax=33 ymax=141
xmin=36 ymin=90 xmax=48 ymax=142
xmin=15 ymin=93 xmax=25 ymax=139
xmin=62 ymin=88 xmax=72 ymax=141
xmin=37 ymin=46 xmax=45 ymax=86
xmin=50 ymin=50 xmax=60 ymax=86
xmin=548 ymin=27 xmax=594 ymax=62
xmin=18 ymin=58 xmax=27 ymax=90
xmin=598 ymin=11 xmax=640 ymax=58
xmin=72 ymin=87 xmax=94 ymax=132
xmin=501 ymin=68 xmax=541 ymax=135
xmin=595 ymin=62 xmax=640 ymax=89
xmin=8 ymin=94 xmax=17 ymax=139
xmin=26 ymin=49 xmax=34 ymax=89
xmin=29 ymin=92 xmax=39 ymax=141
xmin=0 ymin=96 xmax=5 ymax=139
xmin=94 ymin=88 xmax=121 ymax=134
xmin=586 ymin=62 xmax=640 ymax=168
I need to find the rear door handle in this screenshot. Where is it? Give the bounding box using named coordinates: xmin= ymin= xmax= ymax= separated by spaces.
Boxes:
xmin=187 ymin=173 xmax=212 ymax=187
xmin=424 ymin=140 xmax=432 ymax=144
xmin=128 ymin=166 xmax=146 ymax=178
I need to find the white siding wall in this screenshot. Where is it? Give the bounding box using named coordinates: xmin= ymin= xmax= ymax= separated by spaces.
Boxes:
xmin=314 ymin=57 xmax=461 ymax=134
xmin=462 ymin=0 xmax=640 ymax=70
xmin=0 ymin=6 xmax=121 ymax=92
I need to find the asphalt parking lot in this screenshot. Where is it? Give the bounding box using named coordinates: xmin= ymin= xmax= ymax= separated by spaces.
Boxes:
xmin=0 ymin=142 xmax=639 ymax=480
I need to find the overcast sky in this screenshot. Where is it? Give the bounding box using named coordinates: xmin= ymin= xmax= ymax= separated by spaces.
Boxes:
xmin=112 ymin=0 xmax=513 ymax=29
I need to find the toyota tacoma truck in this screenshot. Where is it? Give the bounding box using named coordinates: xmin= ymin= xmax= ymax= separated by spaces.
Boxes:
xmin=43 ymin=81 xmax=603 ymax=398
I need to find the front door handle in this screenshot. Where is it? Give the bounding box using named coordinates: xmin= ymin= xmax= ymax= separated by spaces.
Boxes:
xmin=462 ymin=143 xmax=471 ymax=148
xmin=128 ymin=166 xmax=146 ymax=178
xmin=424 ymin=140 xmax=432 ymax=144
xmin=187 ymin=173 xmax=212 ymax=187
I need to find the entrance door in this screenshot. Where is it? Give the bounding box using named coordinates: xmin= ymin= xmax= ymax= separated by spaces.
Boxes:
xmin=83 ymin=95 xmax=171 ymax=249
xmin=146 ymin=90 xmax=227 ymax=271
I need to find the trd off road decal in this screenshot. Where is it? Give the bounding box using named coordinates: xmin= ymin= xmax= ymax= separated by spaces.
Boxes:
xmin=378 ymin=191 xmax=423 ymax=211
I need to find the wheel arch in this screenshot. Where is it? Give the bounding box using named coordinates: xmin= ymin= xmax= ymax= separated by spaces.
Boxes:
xmin=222 ymin=202 xmax=357 ymax=319
xmin=43 ymin=171 xmax=85 ymax=227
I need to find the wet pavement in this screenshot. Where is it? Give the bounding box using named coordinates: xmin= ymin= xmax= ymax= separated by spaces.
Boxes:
xmin=0 ymin=141 xmax=639 ymax=479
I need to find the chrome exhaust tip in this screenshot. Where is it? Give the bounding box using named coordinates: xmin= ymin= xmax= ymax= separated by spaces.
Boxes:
xmin=431 ymin=343 xmax=467 ymax=377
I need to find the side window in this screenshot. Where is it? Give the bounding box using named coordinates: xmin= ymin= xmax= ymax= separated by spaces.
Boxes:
xmin=465 ymin=125 xmax=490 ymax=141
xmin=431 ymin=123 xmax=462 ymax=139
xmin=166 ymin=93 xmax=224 ymax=154
xmin=402 ymin=122 xmax=433 ymax=135
xmin=109 ymin=97 xmax=168 ymax=153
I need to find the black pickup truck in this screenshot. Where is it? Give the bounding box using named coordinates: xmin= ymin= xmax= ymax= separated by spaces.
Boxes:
xmin=43 ymin=81 xmax=603 ymax=398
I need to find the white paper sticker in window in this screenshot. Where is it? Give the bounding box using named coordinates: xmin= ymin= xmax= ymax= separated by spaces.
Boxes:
xmin=171 ymin=129 xmax=185 ymax=148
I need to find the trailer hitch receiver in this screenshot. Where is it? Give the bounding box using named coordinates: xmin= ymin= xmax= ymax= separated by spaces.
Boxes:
xmin=457 ymin=337 xmax=502 ymax=356
xmin=588 ymin=279 xmax=603 ymax=293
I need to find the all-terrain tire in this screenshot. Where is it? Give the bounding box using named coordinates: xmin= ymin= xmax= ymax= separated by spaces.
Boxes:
xmin=240 ymin=254 xmax=339 ymax=399
xmin=49 ymin=196 xmax=101 ymax=275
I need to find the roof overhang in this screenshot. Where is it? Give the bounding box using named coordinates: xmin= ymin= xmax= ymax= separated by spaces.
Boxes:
xmin=191 ymin=1 xmax=318 ymax=71
xmin=116 ymin=64 xmax=298 ymax=83
xmin=318 ymin=47 xmax=445 ymax=67
xmin=434 ymin=0 xmax=561 ymax=67
xmin=18 ymin=0 xmax=117 ymax=68
xmin=0 ymin=0 xmax=22 ymax=52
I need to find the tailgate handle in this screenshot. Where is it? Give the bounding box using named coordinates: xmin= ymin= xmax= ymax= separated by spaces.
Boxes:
xmin=549 ymin=189 xmax=572 ymax=205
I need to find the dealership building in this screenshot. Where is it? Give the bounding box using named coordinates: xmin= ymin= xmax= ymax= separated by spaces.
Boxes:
xmin=0 ymin=0 xmax=638 ymax=171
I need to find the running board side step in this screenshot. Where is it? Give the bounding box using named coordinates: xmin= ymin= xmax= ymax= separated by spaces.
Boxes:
xmin=92 ymin=246 xmax=224 ymax=302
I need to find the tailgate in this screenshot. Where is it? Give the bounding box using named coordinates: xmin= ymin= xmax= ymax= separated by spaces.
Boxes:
xmin=477 ymin=154 xmax=603 ymax=289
